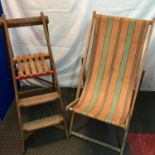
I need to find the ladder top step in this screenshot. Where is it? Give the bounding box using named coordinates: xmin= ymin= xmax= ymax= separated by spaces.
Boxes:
xmin=19 ymin=92 xmax=60 ymax=107
xmin=22 ymin=114 xmax=64 ymax=131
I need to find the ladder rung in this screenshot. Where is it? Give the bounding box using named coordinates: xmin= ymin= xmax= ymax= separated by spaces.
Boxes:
xmin=19 ymin=92 xmax=60 ymax=107
xmin=22 ymin=115 xmax=64 ymax=131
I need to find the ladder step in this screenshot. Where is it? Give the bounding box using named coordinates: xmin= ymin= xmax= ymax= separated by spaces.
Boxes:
xmin=22 ymin=115 xmax=64 ymax=131
xmin=19 ymin=92 xmax=60 ymax=107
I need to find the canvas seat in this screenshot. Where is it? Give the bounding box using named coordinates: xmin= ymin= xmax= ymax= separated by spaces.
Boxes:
xmin=67 ymin=11 xmax=154 ymax=155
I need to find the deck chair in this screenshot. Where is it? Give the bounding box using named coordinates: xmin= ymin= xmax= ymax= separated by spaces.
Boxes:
xmin=66 ymin=11 xmax=154 ymax=155
xmin=1 ymin=13 xmax=68 ymax=152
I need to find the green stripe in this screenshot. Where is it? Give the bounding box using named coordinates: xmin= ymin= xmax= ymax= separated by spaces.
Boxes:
xmin=82 ymin=17 xmax=114 ymax=114
xmin=95 ymin=18 xmax=122 ymax=117
xmin=76 ymin=16 xmax=101 ymax=109
xmin=119 ymin=22 xmax=146 ymax=123
xmin=105 ymin=20 xmax=136 ymax=123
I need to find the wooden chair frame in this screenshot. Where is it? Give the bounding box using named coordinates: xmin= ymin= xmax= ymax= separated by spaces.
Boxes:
xmin=0 ymin=12 xmax=68 ymax=152
xmin=66 ymin=11 xmax=154 ymax=155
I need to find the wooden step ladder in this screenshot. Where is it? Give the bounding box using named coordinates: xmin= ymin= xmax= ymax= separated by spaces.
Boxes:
xmin=1 ymin=12 xmax=68 ymax=152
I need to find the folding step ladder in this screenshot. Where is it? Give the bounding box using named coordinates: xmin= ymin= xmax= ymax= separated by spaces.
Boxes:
xmin=1 ymin=12 xmax=68 ymax=152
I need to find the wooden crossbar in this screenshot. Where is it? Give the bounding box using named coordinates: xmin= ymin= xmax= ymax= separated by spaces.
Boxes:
xmin=0 ymin=16 xmax=49 ymax=28
xmin=13 ymin=52 xmax=49 ymax=63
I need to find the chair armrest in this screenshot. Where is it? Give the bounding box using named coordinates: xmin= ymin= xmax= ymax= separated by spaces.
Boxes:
xmin=65 ymin=98 xmax=80 ymax=111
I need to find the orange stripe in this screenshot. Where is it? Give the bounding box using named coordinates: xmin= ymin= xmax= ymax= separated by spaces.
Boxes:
xmin=75 ymin=16 xmax=108 ymax=112
xmin=112 ymin=20 xmax=143 ymax=124
xmin=74 ymin=15 xmax=100 ymax=111
xmin=89 ymin=17 xmax=120 ymax=117
xmin=97 ymin=18 xmax=129 ymax=120
xmin=120 ymin=22 xmax=149 ymax=125
xmin=79 ymin=16 xmax=108 ymax=112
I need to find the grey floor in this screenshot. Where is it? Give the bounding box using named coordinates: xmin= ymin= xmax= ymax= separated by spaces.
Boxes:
xmin=0 ymin=88 xmax=155 ymax=155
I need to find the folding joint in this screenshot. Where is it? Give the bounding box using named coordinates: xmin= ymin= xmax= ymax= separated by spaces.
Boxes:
xmin=65 ymin=98 xmax=80 ymax=111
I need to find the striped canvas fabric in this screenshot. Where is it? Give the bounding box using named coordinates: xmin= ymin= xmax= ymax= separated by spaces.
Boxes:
xmin=73 ymin=14 xmax=150 ymax=127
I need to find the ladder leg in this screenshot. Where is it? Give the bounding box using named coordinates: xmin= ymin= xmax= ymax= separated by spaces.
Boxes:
xmin=41 ymin=12 xmax=68 ymax=138
xmin=16 ymin=100 xmax=25 ymax=152
xmin=63 ymin=117 xmax=69 ymax=138
xmin=51 ymin=73 xmax=55 ymax=91
xmin=59 ymin=98 xmax=69 ymax=138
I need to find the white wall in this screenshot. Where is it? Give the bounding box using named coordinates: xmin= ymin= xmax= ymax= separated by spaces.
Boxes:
xmin=1 ymin=0 xmax=155 ymax=90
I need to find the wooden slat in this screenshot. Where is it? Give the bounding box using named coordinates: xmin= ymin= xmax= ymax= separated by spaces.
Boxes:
xmin=28 ymin=55 xmax=37 ymax=75
xmin=13 ymin=53 xmax=49 ymax=63
xmin=16 ymin=56 xmax=24 ymax=77
xmin=22 ymin=114 xmax=63 ymax=131
xmin=19 ymin=92 xmax=60 ymax=107
xmin=33 ymin=54 xmax=43 ymax=74
xmin=23 ymin=55 xmax=30 ymax=76
xmin=39 ymin=53 xmax=49 ymax=72
xmin=0 ymin=16 xmax=49 ymax=28
xmin=18 ymin=86 xmax=53 ymax=96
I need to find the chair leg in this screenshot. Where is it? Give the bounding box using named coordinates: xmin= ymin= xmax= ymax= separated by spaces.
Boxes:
xmin=69 ymin=111 xmax=75 ymax=135
xmin=120 ymin=129 xmax=128 ymax=155
xmin=69 ymin=112 xmax=131 ymax=154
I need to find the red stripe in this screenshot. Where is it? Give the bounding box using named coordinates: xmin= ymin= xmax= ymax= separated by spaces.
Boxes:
xmin=16 ymin=70 xmax=54 ymax=81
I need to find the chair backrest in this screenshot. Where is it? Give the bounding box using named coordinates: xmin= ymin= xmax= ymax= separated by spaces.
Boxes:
xmin=77 ymin=13 xmax=154 ymax=126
